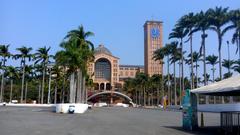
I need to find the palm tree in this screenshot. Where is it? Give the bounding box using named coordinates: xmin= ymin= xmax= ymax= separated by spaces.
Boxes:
xmin=135 ymin=72 xmax=148 ymax=106
xmin=191 ymin=52 xmax=201 ymax=88
xmin=5 ymin=66 xmax=19 ymax=102
xmin=170 ymin=42 xmax=181 ymax=105
xmin=222 ymin=59 xmax=235 ymax=79
xmin=207 ymin=7 xmax=231 ymax=80
xmin=33 ymin=64 xmax=43 ymax=103
xmin=229 ymin=9 xmax=240 ymax=60
xmin=24 ymin=65 xmax=35 ymax=103
xmin=34 ymin=46 xmax=52 ymax=104
xmin=164 ymin=44 xmax=174 ymax=105
xmin=56 ymin=25 xmax=94 ymax=103
xmin=233 ymin=60 xmax=240 ymax=73
xmin=150 ymin=74 xmax=161 ymax=106
xmin=206 ymin=55 xmax=218 ymax=82
xmin=153 ymin=48 xmax=165 ymax=104
xmin=179 ymin=12 xmax=197 ymax=89
xmin=14 ymin=46 xmax=33 ymax=103
xmin=169 ymin=25 xmax=188 ymax=104
xmin=123 ymin=78 xmax=137 ymax=103
xmin=0 ymin=44 xmax=11 ymax=102
xmin=193 ymin=11 xmax=210 ymax=86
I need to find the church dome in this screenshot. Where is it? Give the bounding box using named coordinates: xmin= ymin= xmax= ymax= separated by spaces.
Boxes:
xmin=94 ymin=45 xmax=112 ymax=55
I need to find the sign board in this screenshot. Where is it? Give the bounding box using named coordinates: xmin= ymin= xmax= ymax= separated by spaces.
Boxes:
xmin=182 ymin=89 xmax=198 ymax=130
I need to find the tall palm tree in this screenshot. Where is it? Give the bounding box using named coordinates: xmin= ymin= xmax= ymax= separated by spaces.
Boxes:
xmin=229 ymin=9 xmax=240 ymax=60
xmin=24 ymin=65 xmax=35 ymax=103
xmin=169 ymin=25 xmax=188 ymax=104
xmin=170 ymin=42 xmax=181 ymax=105
xmin=153 ymin=47 xmax=165 ymax=104
xmin=34 ymin=46 xmax=52 ymax=104
xmin=14 ymin=46 xmax=32 ymax=103
xmin=207 ymin=7 xmax=231 ymax=80
xmin=206 ymin=55 xmax=218 ymax=82
xmin=222 ymin=59 xmax=235 ymax=79
xmin=164 ymin=44 xmax=174 ymax=105
xmin=57 ymin=25 xmax=94 ymax=103
xmin=179 ymin=12 xmax=197 ymax=89
xmin=0 ymin=44 xmax=11 ymax=102
xmin=193 ymin=11 xmax=210 ymax=86
xmin=5 ymin=66 xmax=19 ymax=102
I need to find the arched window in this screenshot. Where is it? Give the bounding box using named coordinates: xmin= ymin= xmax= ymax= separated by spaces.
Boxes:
xmin=95 ymin=58 xmax=111 ymax=81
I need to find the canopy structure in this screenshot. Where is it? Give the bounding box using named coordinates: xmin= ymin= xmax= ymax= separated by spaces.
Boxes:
xmin=191 ymin=75 xmax=240 ymax=96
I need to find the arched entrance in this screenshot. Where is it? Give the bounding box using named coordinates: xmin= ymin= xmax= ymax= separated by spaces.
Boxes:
xmin=100 ymin=83 xmax=104 ymax=90
xmin=88 ymin=91 xmax=134 ymax=106
xmin=106 ymin=83 xmax=111 ymax=90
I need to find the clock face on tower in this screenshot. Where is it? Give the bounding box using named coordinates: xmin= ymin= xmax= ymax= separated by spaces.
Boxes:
xmin=151 ymin=27 xmax=160 ymax=38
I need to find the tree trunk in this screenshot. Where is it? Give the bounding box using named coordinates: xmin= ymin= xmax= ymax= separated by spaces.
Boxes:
xmin=238 ymin=34 xmax=240 ymax=60
xmin=135 ymin=90 xmax=137 ymax=105
xmin=139 ymin=89 xmax=141 ymax=105
xmin=202 ymin=32 xmax=208 ymax=104
xmin=69 ymin=73 xmax=75 ymax=103
xmin=151 ymin=94 xmax=154 ymax=106
xmin=41 ymin=65 xmax=46 ymax=104
xmin=143 ymin=87 xmax=146 ymax=107
xmin=174 ymin=62 xmax=177 ymax=105
xmin=148 ymin=93 xmax=150 ymax=106
xmin=20 ymin=62 xmax=25 ymax=103
xmin=38 ymin=83 xmax=41 ymax=104
xmin=76 ymin=69 xmax=82 ymax=103
xmin=218 ymin=34 xmax=222 ymax=80
xmin=180 ymin=38 xmax=184 ymax=104
xmin=190 ymin=34 xmax=194 ymax=89
xmin=179 ymin=62 xmax=182 ymax=105
xmin=0 ymin=58 xmax=5 ymax=102
xmin=24 ymin=82 xmax=28 ymax=103
xmin=54 ymin=82 xmax=57 ymax=104
xmin=212 ymin=65 xmax=215 ymax=82
xmin=167 ymin=55 xmax=170 ymax=105
xmin=157 ymin=78 xmax=160 ymax=105
xmin=196 ymin=61 xmax=198 ymax=88
xmin=47 ymin=69 xmax=52 ymax=104
xmin=83 ymin=75 xmax=87 ymax=103
xmin=61 ymin=76 xmax=65 ymax=103
xmin=161 ymin=73 xmax=164 ymax=98
xmin=10 ymin=79 xmax=13 ymax=102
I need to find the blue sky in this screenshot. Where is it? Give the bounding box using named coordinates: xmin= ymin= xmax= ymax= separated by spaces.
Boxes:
xmin=1 ymin=0 xmax=240 ymax=77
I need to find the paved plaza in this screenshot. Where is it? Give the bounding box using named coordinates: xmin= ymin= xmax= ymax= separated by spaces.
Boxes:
xmin=0 ymin=106 xmax=220 ymax=135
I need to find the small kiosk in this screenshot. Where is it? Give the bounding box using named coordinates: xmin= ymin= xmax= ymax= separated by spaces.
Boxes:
xmin=190 ymin=75 xmax=240 ymax=134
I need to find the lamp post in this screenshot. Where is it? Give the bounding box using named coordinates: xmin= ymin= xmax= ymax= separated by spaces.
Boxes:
xmin=47 ymin=63 xmax=54 ymax=104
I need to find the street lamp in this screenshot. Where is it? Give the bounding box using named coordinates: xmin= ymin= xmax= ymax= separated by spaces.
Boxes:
xmin=47 ymin=63 xmax=54 ymax=104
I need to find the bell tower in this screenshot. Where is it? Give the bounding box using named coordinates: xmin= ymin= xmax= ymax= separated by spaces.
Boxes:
xmin=144 ymin=21 xmax=163 ymax=76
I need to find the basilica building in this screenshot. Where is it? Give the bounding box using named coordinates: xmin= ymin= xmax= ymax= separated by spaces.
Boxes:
xmin=87 ymin=45 xmax=144 ymax=91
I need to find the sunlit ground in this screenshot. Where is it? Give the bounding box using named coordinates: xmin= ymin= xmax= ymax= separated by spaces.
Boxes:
xmin=0 ymin=106 xmax=220 ymax=135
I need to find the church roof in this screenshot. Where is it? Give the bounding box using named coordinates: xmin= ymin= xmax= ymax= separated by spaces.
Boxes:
xmin=94 ymin=45 xmax=112 ymax=56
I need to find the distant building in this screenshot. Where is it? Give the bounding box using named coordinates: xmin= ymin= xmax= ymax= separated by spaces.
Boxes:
xmin=87 ymin=20 xmax=163 ymax=91
xmin=144 ymin=21 xmax=163 ymax=76
xmin=87 ymin=45 xmax=143 ymax=91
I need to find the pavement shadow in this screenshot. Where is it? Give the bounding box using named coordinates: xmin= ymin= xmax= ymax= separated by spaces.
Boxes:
xmin=163 ymin=126 xmax=221 ymax=135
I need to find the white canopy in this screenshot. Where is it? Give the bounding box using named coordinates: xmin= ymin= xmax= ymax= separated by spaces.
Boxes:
xmin=191 ymin=75 xmax=240 ymax=95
